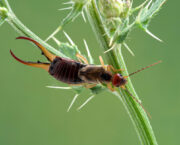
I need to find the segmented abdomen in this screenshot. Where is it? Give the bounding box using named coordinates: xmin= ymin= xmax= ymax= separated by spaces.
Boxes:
xmin=48 ymin=57 xmax=85 ymax=84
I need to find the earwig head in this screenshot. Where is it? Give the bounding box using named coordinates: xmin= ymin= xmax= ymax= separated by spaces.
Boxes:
xmin=112 ymin=73 xmax=127 ymax=87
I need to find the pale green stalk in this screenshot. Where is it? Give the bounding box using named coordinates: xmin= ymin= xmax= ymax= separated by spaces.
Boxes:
xmin=1 ymin=0 xmax=66 ymax=58
xmin=85 ymin=0 xmax=158 ymax=144
xmin=0 ymin=0 xmax=166 ymax=144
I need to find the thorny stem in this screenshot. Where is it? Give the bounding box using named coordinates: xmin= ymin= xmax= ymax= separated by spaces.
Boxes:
xmin=1 ymin=0 xmax=159 ymax=144
xmin=2 ymin=0 xmax=66 ymax=58
xmin=85 ymin=0 xmax=158 ymax=145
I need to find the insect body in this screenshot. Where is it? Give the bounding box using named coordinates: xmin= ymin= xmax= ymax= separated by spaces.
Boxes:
xmin=10 ymin=37 xmax=161 ymax=91
xmin=49 ymin=57 xmax=85 ymax=84
xmin=10 ymin=36 xmax=161 ymax=117
xmin=10 ymin=37 xmax=128 ymax=89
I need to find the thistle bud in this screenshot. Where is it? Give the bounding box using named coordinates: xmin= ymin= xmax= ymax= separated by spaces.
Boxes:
xmin=0 ymin=7 xmax=8 ymax=25
xmin=0 ymin=7 xmax=8 ymax=18
xmin=99 ymin=0 xmax=131 ymax=19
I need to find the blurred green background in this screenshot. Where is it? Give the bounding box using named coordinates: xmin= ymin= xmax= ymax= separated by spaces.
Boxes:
xmin=0 ymin=0 xmax=179 ymax=145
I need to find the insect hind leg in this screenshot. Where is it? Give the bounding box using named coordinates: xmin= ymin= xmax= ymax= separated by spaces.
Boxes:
xmin=99 ymin=56 xmax=124 ymax=73
xmin=76 ymin=53 xmax=89 ymax=64
xmin=107 ymin=83 xmax=115 ymax=91
xmin=107 ymin=65 xmax=124 ymax=73
xmin=99 ymin=56 xmax=106 ymax=69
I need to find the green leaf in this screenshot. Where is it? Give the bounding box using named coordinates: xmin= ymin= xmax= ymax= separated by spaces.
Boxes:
xmin=85 ymin=0 xmax=163 ymax=144
xmin=90 ymin=85 xmax=106 ymax=94
xmin=0 ymin=6 xmax=8 ymax=26
xmin=58 ymin=42 xmax=81 ymax=60
xmin=72 ymin=86 xmax=84 ymax=94
xmin=112 ymin=18 xmax=130 ymax=45
xmin=0 ymin=16 xmax=5 ymax=26
xmin=0 ymin=1 xmax=3 ymax=7
xmin=46 ymin=2 xmax=85 ymax=41
xmin=116 ymin=31 xmax=128 ymax=44
xmin=61 ymin=3 xmax=83 ymax=27
xmin=0 ymin=0 xmax=5 ymax=7
xmin=136 ymin=0 xmax=166 ymax=29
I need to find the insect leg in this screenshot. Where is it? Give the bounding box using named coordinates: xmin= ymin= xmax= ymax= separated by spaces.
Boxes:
xmin=99 ymin=56 xmax=106 ymax=69
xmin=69 ymin=83 xmax=85 ymax=87
xmin=69 ymin=83 xmax=96 ymax=89
xmin=76 ymin=53 xmax=89 ymax=64
xmin=99 ymin=56 xmax=123 ymax=72
xmin=107 ymin=65 xmax=124 ymax=73
xmin=124 ymin=88 xmax=152 ymax=119
xmin=85 ymin=84 xmax=97 ymax=89
xmin=120 ymin=85 xmax=126 ymax=90
xmin=107 ymin=83 xmax=115 ymax=92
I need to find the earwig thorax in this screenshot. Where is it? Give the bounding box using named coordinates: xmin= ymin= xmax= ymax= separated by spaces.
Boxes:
xmin=100 ymin=72 xmax=112 ymax=82
xmin=78 ymin=65 xmax=112 ymax=84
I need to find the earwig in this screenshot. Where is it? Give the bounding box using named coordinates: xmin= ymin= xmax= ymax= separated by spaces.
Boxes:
xmin=10 ymin=36 xmax=161 ymax=117
xmin=10 ymin=37 xmax=87 ymax=85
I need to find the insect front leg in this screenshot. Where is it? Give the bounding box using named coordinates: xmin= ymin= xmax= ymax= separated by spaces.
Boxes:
xmin=99 ymin=56 xmax=106 ymax=69
xmin=85 ymin=84 xmax=97 ymax=89
xmin=69 ymin=83 xmax=85 ymax=87
xmin=99 ymin=56 xmax=124 ymax=72
xmin=69 ymin=83 xmax=96 ymax=89
xmin=107 ymin=65 xmax=124 ymax=73
xmin=107 ymin=83 xmax=115 ymax=92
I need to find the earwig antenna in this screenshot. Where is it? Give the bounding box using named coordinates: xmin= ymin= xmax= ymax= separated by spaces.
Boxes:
xmin=125 ymin=88 xmax=151 ymax=119
xmin=129 ymin=60 xmax=162 ymax=77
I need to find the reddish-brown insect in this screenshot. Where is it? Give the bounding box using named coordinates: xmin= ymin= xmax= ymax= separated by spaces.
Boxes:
xmin=10 ymin=37 xmax=126 ymax=90
xmin=10 ymin=36 xmax=161 ymax=90
xmin=10 ymin=36 xmax=161 ymax=117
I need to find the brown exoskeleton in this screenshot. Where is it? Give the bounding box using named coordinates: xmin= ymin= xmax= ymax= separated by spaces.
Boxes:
xmin=10 ymin=36 xmax=161 ymax=90
xmin=10 ymin=36 xmax=161 ymax=117
xmin=10 ymin=37 xmax=128 ymax=90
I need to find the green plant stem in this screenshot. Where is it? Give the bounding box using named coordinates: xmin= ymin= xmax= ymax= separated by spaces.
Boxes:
xmin=85 ymin=0 xmax=158 ymax=145
xmin=2 ymin=0 xmax=158 ymax=144
xmin=3 ymin=0 xmax=66 ymax=58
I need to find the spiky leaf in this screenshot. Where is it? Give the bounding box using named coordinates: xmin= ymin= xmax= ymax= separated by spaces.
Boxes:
xmin=136 ymin=0 xmax=166 ymax=29
xmin=0 ymin=6 xmax=8 ymax=26
xmin=0 ymin=16 xmax=5 ymax=26
xmin=61 ymin=3 xmax=83 ymax=27
xmin=58 ymin=42 xmax=81 ymax=60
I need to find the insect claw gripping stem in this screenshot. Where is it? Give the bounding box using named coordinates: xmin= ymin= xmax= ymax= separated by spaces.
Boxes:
xmin=76 ymin=53 xmax=89 ymax=64
xmin=125 ymin=88 xmax=152 ymax=119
